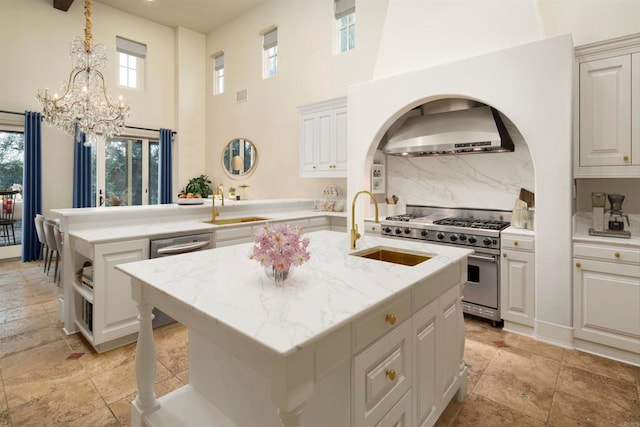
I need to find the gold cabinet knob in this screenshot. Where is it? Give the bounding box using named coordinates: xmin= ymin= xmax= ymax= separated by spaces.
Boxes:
xmin=614 ymin=252 xmax=620 ymax=258
xmin=623 ymin=155 xmax=629 ymax=161
xmin=385 ymin=369 xmax=396 ymax=381
xmin=385 ymin=313 xmax=397 ymax=325
xmin=371 ymin=226 xmax=376 ymax=231
xmin=514 ymin=241 xmax=518 ymax=246
xmin=312 ymin=165 xmax=317 ymax=169
xmin=503 ymin=253 xmax=507 ymax=258
xmin=576 ymin=262 xmax=581 ymax=268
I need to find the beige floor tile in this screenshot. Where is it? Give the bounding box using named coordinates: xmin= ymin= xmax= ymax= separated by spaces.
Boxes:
xmin=91 ymin=360 xmax=172 ymax=404
xmin=434 ymin=399 xmax=463 ymax=427
xmin=176 ymin=369 xmax=189 ymax=384
xmin=9 ymin=377 xmax=105 ymax=426
xmin=62 ymin=331 xmax=94 ymax=354
xmin=463 ymin=339 xmax=498 ymax=396
xmin=463 ymin=318 xmax=506 ymax=346
xmin=563 ymin=348 xmax=639 ymax=384
xmin=0 ymin=304 xmax=46 ymax=325
xmin=155 ymin=323 xmax=188 ymax=375
xmin=66 ymin=406 xmax=120 ymax=427
xmin=0 ymin=380 xmax=6 ymax=413
xmin=453 ymin=394 xmax=546 ymax=427
xmin=0 ymin=324 xmax=65 ymax=358
xmin=502 ymin=333 xmax=565 ymax=362
xmin=549 ymin=390 xmax=640 ymax=426
xmin=0 ymin=312 xmax=53 ymax=340
xmin=473 ymin=348 xmax=560 ymax=422
xmin=109 ymin=375 xmax=184 ymax=426
xmin=556 ymin=365 xmax=640 ymax=414
xmin=0 ymin=411 xmax=9 ymax=427
xmin=78 ymin=342 xmax=137 ymax=378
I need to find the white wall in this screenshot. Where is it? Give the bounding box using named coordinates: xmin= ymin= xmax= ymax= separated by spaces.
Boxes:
xmin=0 ymin=0 xmax=175 ymax=213
xmin=204 ymin=0 xmax=388 ymax=200
xmin=175 ymin=26 xmax=207 ymax=195
xmin=536 ymin=0 xmax=640 ymax=47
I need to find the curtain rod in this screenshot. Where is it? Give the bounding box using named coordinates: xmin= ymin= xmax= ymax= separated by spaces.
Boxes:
xmin=0 ymin=111 xmax=176 ymax=135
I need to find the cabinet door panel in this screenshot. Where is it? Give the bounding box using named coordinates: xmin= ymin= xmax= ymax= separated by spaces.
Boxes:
xmin=334 ymin=107 xmax=348 ymax=172
xmin=632 ymin=53 xmax=639 ymax=165
xmin=300 ymin=115 xmax=317 ymax=173
xmin=438 ymin=286 xmax=460 ymax=402
xmin=574 ymin=259 xmax=640 ymax=353
xmin=500 ymin=250 xmax=534 ymax=326
xmin=94 ymin=239 xmax=148 ymax=344
xmin=413 ymin=300 xmax=438 ymax=427
xmin=317 ymin=111 xmax=333 ymax=171
xmin=579 ymin=56 xmax=631 ymax=166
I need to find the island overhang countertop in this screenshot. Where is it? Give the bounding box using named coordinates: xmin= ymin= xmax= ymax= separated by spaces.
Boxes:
xmin=117 ymin=230 xmax=472 ymax=356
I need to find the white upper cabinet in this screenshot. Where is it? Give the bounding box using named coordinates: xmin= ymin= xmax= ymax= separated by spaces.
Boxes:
xmin=298 ymin=97 xmax=348 ymax=178
xmin=574 ymin=34 xmax=640 ymax=178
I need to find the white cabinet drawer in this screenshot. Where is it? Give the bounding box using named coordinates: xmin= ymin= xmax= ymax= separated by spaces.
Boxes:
xmin=375 ymin=389 xmax=412 ymax=427
xmin=502 ymin=236 xmax=534 ymax=251
xmin=214 ymin=226 xmax=253 ymax=242
xmin=365 ymin=220 xmax=381 ymax=234
xmin=354 ymin=320 xmax=412 ymax=427
xmin=354 ymin=292 xmax=411 ymax=353
xmin=574 ymin=243 xmax=640 ymax=264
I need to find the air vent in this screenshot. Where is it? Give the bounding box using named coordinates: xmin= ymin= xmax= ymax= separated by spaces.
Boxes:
xmin=236 ymin=89 xmax=248 ymax=103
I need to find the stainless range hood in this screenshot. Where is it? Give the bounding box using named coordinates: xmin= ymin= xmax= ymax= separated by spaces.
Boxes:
xmin=383 ymin=105 xmax=514 ymax=156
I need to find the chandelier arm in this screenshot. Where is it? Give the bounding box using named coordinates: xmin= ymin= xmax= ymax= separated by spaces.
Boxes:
xmin=93 ymin=69 xmax=121 ymax=109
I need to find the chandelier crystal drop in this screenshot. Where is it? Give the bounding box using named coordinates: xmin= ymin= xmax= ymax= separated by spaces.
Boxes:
xmin=36 ymin=0 xmax=129 ymax=147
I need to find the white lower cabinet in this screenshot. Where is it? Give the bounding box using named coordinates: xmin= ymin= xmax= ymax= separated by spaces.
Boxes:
xmin=573 ymin=242 xmax=640 ymax=360
xmin=89 ymin=239 xmax=148 ymax=349
xmin=354 ymin=279 xmax=465 ymax=427
xmin=354 ymin=320 xmax=412 ymax=427
xmin=500 ymin=233 xmax=535 ymax=333
xmin=213 ymin=217 xmax=331 ymax=248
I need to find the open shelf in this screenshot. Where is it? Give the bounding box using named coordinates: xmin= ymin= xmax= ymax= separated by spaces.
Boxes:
xmin=73 ymin=281 xmax=94 ymax=303
xmin=74 ymin=319 xmax=94 ymax=345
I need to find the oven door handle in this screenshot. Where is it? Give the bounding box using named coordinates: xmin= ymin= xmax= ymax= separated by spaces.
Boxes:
xmin=157 ymin=240 xmax=210 ymax=255
xmin=468 ymin=254 xmax=498 ymax=263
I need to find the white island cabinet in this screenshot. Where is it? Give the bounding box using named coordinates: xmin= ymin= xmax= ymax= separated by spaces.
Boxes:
xmin=117 ymin=230 xmax=472 ymax=427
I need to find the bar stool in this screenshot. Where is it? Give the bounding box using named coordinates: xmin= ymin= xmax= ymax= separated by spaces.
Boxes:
xmin=0 ymin=190 xmax=19 ymax=246
xmin=43 ymin=218 xmax=60 ymax=280
xmin=34 ymin=214 xmax=48 ymax=266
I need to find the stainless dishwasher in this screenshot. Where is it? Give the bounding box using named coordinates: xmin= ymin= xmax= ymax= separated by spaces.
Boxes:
xmin=149 ymin=233 xmax=213 ymax=327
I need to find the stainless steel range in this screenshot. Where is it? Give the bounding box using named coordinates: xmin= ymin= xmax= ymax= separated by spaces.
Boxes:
xmin=380 ymin=205 xmax=511 ymax=325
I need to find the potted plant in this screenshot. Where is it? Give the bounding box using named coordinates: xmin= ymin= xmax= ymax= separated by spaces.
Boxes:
xmin=182 ymin=174 xmax=212 ymax=198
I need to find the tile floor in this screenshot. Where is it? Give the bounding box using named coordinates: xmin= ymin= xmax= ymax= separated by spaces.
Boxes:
xmin=1 ymin=259 xmax=639 ymax=426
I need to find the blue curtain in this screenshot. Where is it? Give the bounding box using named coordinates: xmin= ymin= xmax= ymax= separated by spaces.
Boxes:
xmin=159 ymin=128 xmax=173 ymax=204
xmin=73 ymin=125 xmax=92 ymax=208
xmin=22 ymin=111 xmax=42 ymax=262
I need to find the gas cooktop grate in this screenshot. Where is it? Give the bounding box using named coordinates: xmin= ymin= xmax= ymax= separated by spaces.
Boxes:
xmin=433 ymin=217 xmax=510 ymax=231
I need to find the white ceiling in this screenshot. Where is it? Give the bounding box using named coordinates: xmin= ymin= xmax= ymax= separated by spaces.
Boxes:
xmin=95 ymin=0 xmax=265 ymax=34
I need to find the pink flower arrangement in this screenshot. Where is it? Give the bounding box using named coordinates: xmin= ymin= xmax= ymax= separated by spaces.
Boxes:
xmin=249 ymin=223 xmax=311 ymax=272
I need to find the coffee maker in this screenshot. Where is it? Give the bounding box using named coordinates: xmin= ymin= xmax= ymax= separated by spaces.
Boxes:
xmin=589 ymin=192 xmax=631 ymax=238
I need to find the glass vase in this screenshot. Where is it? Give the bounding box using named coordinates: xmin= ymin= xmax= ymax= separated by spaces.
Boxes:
xmin=264 ymin=265 xmax=293 ymax=284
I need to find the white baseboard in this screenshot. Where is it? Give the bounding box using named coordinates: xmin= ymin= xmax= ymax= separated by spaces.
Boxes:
xmin=533 ymin=319 xmax=574 ymax=349
xmin=574 ymin=338 xmax=640 ymax=367
xmin=502 ymin=321 xmax=534 ymax=338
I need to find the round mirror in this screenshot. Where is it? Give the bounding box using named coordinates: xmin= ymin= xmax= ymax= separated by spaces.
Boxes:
xmin=222 ymin=138 xmax=258 ymax=179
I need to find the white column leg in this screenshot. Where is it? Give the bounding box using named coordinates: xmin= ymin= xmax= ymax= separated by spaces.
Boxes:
xmin=278 ymin=403 xmax=306 ymax=427
xmin=131 ymin=302 xmax=160 ymax=426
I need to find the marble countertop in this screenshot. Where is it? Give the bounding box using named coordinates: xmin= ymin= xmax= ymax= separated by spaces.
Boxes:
xmin=574 ymin=212 xmax=640 ymax=248
xmin=67 ymin=209 xmax=352 ymax=244
xmin=502 ymin=226 xmax=535 ymax=237
xmin=117 ymin=230 xmax=472 ymax=356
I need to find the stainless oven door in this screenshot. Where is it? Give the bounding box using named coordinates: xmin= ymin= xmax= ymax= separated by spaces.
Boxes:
xmin=463 ymin=253 xmax=499 ymax=309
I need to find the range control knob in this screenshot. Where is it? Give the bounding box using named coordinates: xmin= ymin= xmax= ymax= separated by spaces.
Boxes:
xmin=404 ymin=228 xmax=411 ymax=234
xmin=420 ymin=230 xmax=428 ymax=237
xmin=395 ymin=228 xmax=402 ymax=235
xmin=468 ymin=236 xmax=477 ymax=244
xmin=458 ymin=234 xmax=467 ymax=241
xmin=437 ymin=232 xmax=445 ymax=240
xmin=383 ymin=227 xmax=392 ymax=233
xmin=450 ymin=234 xmax=458 ymax=242
xmin=483 ymin=238 xmax=492 ymax=246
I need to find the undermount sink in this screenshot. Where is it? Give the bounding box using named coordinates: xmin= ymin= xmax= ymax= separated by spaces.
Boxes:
xmin=203 ymin=216 xmax=270 ymax=225
xmin=351 ymin=246 xmax=432 ymax=266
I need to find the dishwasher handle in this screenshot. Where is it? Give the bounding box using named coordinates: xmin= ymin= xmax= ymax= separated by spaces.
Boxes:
xmin=156 ymin=240 xmax=210 ymax=255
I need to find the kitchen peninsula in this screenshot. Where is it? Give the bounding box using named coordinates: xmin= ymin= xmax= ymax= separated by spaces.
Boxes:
xmin=117 ymin=230 xmax=472 ymax=427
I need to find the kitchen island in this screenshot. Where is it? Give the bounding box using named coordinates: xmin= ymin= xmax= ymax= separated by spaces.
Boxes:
xmin=117 ymin=230 xmax=472 ymax=427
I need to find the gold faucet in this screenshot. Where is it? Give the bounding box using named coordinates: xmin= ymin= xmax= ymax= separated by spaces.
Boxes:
xmin=211 ymin=184 xmax=225 ymax=221
xmin=350 ymin=190 xmax=380 ymax=250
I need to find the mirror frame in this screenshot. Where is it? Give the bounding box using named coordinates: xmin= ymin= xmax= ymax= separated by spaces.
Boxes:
xmin=221 ymin=138 xmax=258 ymax=180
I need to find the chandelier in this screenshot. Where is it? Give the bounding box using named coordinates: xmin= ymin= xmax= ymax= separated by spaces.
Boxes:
xmin=36 ymin=0 xmax=129 ymax=146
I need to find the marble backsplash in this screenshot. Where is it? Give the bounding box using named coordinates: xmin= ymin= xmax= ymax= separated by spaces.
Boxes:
xmin=386 ymin=140 xmax=534 ymax=211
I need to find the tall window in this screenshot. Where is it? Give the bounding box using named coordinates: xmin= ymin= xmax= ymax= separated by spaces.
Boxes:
xmin=0 ymin=129 xmax=24 ymax=249
xmin=262 ymin=27 xmax=278 ymax=79
xmin=335 ymin=0 xmax=355 ymax=53
xmin=213 ymin=52 xmax=225 ymax=95
xmin=116 ymin=36 xmax=147 ymax=90
xmin=94 ymin=136 xmax=159 ymax=207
